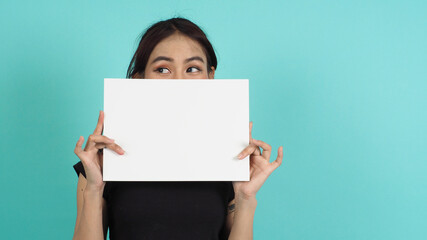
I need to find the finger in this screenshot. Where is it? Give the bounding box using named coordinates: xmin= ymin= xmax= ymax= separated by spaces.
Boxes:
xmin=237 ymin=143 xmax=260 ymax=160
xmin=74 ymin=136 xmax=84 ymax=156
xmin=249 ymin=121 xmax=253 ymax=143
xmin=272 ymin=146 xmax=284 ymax=169
xmin=84 ymin=134 xmax=115 ymax=151
xmin=93 ymin=110 xmax=104 ymax=135
xmin=105 ymin=142 xmax=125 ymax=155
xmin=252 ymin=139 xmax=272 ymax=161
xmin=100 ymin=111 xmax=104 ymax=135
xmin=249 ymin=121 xmax=261 ymax=154
xmin=254 ymin=146 xmax=261 ymax=156
xmin=95 ymin=143 xmax=107 ymax=149
xmin=95 ymin=142 xmax=125 ymax=155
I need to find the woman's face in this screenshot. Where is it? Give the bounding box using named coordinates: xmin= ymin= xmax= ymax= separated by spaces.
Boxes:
xmin=143 ymin=32 xmax=215 ymax=79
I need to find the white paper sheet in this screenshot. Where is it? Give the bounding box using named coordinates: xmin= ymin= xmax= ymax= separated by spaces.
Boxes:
xmin=103 ymin=78 xmax=249 ymax=181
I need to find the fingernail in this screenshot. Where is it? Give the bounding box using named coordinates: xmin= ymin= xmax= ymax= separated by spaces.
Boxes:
xmin=237 ymin=154 xmax=243 ymax=159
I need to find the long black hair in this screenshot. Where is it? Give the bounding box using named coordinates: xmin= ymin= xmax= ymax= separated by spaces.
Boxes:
xmin=126 ymin=17 xmax=217 ymax=78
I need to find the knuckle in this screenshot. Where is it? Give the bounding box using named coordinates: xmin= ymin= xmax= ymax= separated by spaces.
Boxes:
xmin=74 ymin=150 xmax=82 ymax=157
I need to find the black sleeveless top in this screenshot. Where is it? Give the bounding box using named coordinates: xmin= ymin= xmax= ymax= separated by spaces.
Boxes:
xmin=73 ymin=161 xmax=235 ymax=240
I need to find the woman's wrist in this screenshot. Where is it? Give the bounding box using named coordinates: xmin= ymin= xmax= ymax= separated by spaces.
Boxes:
xmin=84 ymin=184 xmax=105 ymax=198
xmin=235 ymin=193 xmax=257 ymax=211
xmin=229 ymin=193 xmax=257 ymax=240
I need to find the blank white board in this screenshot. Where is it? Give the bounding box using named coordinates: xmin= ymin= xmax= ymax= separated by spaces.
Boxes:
xmin=103 ymin=78 xmax=249 ymax=181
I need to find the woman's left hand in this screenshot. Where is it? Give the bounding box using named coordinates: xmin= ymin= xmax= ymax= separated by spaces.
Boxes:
xmin=232 ymin=121 xmax=284 ymax=200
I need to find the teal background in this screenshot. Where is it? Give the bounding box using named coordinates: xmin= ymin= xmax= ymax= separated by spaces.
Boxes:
xmin=1 ymin=0 xmax=426 ymax=239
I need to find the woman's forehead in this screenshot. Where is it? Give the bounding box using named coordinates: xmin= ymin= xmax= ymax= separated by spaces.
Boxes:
xmin=149 ymin=33 xmax=207 ymax=62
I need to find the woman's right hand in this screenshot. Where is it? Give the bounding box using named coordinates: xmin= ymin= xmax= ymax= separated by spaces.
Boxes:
xmin=74 ymin=110 xmax=125 ymax=191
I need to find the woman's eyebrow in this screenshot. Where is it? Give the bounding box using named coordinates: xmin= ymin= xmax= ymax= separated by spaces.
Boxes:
xmin=185 ymin=56 xmax=204 ymax=63
xmin=151 ymin=56 xmax=173 ymax=64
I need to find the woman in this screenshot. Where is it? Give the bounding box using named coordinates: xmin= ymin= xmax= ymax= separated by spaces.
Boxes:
xmin=72 ymin=17 xmax=284 ymax=240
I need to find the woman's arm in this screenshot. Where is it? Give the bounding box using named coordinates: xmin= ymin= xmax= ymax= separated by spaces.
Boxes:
xmin=228 ymin=121 xmax=284 ymax=239
xmin=227 ymin=195 xmax=257 ymax=240
xmin=225 ymin=199 xmax=235 ymax=235
xmin=73 ymin=111 xmax=124 ymax=239
xmin=73 ymin=174 xmax=108 ymax=240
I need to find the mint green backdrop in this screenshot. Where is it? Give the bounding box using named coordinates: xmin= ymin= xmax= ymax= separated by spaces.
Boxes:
xmin=1 ymin=0 xmax=426 ymax=239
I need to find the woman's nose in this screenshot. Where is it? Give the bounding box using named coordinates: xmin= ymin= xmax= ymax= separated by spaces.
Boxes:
xmin=172 ymin=71 xmax=184 ymax=79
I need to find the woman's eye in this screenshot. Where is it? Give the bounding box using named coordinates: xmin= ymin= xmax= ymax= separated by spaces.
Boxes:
xmin=186 ymin=67 xmax=200 ymax=73
xmin=156 ymin=68 xmax=170 ymax=74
